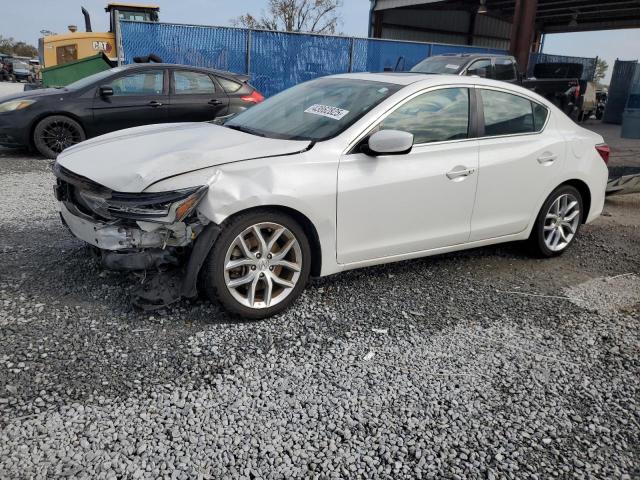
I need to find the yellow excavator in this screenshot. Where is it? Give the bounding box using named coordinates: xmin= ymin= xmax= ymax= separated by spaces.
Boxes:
xmin=40 ymin=3 xmax=160 ymax=68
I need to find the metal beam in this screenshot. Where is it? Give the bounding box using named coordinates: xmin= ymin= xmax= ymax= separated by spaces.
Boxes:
xmin=509 ymin=0 xmax=537 ymax=72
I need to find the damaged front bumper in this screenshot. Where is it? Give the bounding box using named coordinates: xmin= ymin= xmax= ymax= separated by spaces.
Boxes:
xmin=59 ymin=201 xmax=221 ymax=309
xmin=54 ymin=166 xmax=221 ymax=310
xmin=59 ymin=201 xmax=193 ymax=251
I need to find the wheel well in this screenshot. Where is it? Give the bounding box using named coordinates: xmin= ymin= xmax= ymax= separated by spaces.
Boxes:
xmin=224 ymin=206 xmax=323 ymax=277
xmin=561 ymin=179 xmax=591 ymax=223
xmin=29 ymin=113 xmax=86 ymax=149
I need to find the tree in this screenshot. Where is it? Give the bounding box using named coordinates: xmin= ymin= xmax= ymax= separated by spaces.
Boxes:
xmin=0 ymin=35 xmax=38 ymax=58
xmin=232 ymin=0 xmax=343 ymax=34
xmin=594 ymin=58 xmax=608 ymax=85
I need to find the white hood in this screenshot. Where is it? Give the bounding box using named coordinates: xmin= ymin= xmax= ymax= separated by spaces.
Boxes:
xmin=56 ymin=123 xmax=311 ymax=192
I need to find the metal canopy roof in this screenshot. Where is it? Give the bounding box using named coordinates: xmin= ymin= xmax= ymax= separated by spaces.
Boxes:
xmin=373 ymin=0 xmax=640 ymax=33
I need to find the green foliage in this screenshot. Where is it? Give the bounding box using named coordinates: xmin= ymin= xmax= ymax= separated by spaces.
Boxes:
xmin=594 ymin=59 xmax=609 ymax=85
xmin=0 ymin=35 xmax=38 ymax=58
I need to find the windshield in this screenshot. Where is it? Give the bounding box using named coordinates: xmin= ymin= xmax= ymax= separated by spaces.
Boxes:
xmin=225 ymin=78 xmax=401 ymax=141
xmin=410 ymin=57 xmax=466 ymax=74
xmin=65 ymin=67 xmax=126 ymax=90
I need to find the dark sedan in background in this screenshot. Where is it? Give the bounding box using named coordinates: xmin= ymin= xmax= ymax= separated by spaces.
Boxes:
xmin=0 ymin=63 xmax=264 ymax=158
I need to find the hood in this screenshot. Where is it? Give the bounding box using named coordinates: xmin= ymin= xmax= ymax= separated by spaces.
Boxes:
xmin=0 ymin=87 xmax=64 ymax=103
xmin=56 ymin=123 xmax=312 ymax=192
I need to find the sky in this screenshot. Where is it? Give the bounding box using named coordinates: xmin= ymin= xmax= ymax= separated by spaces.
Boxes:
xmin=1 ymin=1 xmax=638 ymax=83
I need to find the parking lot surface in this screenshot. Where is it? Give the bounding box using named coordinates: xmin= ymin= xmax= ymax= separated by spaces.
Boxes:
xmin=0 ymin=81 xmax=26 ymax=98
xmin=0 ymin=148 xmax=639 ymax=479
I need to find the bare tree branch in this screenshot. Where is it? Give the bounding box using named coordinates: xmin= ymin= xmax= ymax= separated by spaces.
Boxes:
xmin=232 ymin=0 xmax=343 ymax=34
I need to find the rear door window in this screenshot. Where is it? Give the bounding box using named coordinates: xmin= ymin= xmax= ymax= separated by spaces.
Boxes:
xmin=173 ymin=71 xmax=216 ymax=95
xmin=481 ymin=89 xmax=534 ymax=136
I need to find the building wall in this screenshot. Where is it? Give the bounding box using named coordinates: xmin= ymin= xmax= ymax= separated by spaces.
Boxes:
xmin=374 ymin=7 xmax=511 ymax=50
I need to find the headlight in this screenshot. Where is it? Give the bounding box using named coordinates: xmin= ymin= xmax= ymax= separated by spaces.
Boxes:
xmin=0 ymin=99 xmax=36 ymax=113
xmin=79 ymin=186 xmax=208 ymax=223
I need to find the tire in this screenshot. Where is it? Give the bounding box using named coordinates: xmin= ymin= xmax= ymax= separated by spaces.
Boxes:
xmin=33 ymin=115 xmax=86 ymax=159
xmin=201 ymin=210 xmax=312 ymax=319
xmin=529 ymin=185 xmax=583 ymax=258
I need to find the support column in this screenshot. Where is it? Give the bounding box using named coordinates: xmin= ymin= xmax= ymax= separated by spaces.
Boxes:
xmin=509 ymin=0 xmax=538 ymax=73
xmin=373 ymin=11 xmax=383 ymax=38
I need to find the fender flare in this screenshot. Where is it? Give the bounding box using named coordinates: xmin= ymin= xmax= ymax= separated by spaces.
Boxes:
xmin=180 ymin=223 xmax=222 ymax=298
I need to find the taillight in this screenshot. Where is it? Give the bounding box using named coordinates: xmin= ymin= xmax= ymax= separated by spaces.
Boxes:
xmin=241 ymin=91 xmax=264 ymax=104
xmin=595 ymin=144 xmax=610 ymax=165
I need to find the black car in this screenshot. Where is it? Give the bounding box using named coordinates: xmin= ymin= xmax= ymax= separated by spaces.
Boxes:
xmin=0 ymin=63 xmax=264 ymax=158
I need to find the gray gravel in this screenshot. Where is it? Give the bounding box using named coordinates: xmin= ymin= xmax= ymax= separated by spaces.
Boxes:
xmin=1 ymin=149 xmax=639 ymax=479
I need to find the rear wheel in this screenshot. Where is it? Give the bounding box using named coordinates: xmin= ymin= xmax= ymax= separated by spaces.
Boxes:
xmin=33 ymin=115 xmax=85 ymax=159
xmin=529 ymin=185 xmax=583 ymax=257
xmin=201 ymin=210 xmax=311 ymax=319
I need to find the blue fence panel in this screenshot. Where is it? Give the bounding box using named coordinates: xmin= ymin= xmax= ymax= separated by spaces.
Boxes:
xmin=120 ymin=21 xmax=248 ymax=74
xmin=527 ymin=52 xmax=597 ymax=81
xmin=249 ymin=31 xmax=351 ymax=97
xmin=351 ymin=38 xmax=431 ymax=72
xmin=120 ymin=21 xmax=509 ymax=97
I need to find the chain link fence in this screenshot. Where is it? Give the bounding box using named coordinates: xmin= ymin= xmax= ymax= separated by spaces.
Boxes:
xmin=120 ymin=21 xmax=506 ymax=97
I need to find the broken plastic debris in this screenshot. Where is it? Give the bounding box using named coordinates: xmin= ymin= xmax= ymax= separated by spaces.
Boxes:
xmin=363 ymin=351 xmax=375 ymax=361
xmin=372 ymin=328 xmax=388 ymax=334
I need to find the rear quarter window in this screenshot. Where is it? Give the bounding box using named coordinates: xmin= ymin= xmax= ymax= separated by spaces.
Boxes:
xmin=217 ymin=77 xmax=243 ymax=93
xmin=533 ymin=103 xmax=549 ymax=131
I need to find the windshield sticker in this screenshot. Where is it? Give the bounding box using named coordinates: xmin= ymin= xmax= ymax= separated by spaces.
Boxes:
xmin=304 ymin=104 xmax=350 ymax=120
xmin=445 ymin=64 xmax=460 ymax=70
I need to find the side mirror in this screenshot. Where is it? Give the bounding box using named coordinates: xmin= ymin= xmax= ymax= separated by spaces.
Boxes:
xmin=99 ymin=86 xmax=114 ymax=97
xmin=367 ymin=130 xmax=414 ymax=156
xmin=467 ymin=67 xmax=487 ymax=78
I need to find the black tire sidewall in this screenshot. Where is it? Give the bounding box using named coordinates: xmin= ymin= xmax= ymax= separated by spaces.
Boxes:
xmin=532 ymin=185 xmax=583 ymax=257
xmin=33 ymin=115 xmax=85 ymax=159
xmin=203 ymin=210 xmax=312 ymax=319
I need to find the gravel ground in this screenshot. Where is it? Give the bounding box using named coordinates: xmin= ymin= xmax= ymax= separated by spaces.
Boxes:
xmin=1 ymin=148 xmax=639 ymax=479
xmin=0 ymin=81 xmax=26 ymax=98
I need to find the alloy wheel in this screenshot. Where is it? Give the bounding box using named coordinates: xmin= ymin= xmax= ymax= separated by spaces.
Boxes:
xmin=41 ymin=120 xmax=82 ymax=153
xmin=223 ymin=222 xmax=303 ymax=309
xmin=543 ymin=193 xmax=580 ymax=252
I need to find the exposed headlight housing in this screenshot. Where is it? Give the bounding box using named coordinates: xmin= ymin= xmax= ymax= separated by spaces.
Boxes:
xmin=79 ymin=186 xmax=208 ymax=224
xmin=0 ymin=99 xmax=36 ymax=113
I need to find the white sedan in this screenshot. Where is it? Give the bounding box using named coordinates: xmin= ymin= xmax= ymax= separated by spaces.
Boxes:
xmin=54 ymin=73 xmax=609 ymax=318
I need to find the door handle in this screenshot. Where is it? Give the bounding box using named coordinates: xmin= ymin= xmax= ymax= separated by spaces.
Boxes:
xmin=537 ymin=153 xmax=557 ymax=165
xmin=148 ymin=100 xmax=163 ymax=107
xmin=208 ymin=99 xmax=223 ymax=106
xmin=446 ymin=166 xmax=475 ymax=181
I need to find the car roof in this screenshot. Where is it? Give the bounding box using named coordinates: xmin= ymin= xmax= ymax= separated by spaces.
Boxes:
xmin=117 ymin=63 xmax=243 ymax=79
xmin=331 ymin=72 xmax=551 ymax=103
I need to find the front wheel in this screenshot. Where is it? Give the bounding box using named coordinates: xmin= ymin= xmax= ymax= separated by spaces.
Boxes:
xmin=33 ymin=115 xmax=86 ymax=159
xmin=529 ymin=185 xmax=583 ymax=257
xmin=201 ymin=210 xmax=311 ymax=319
